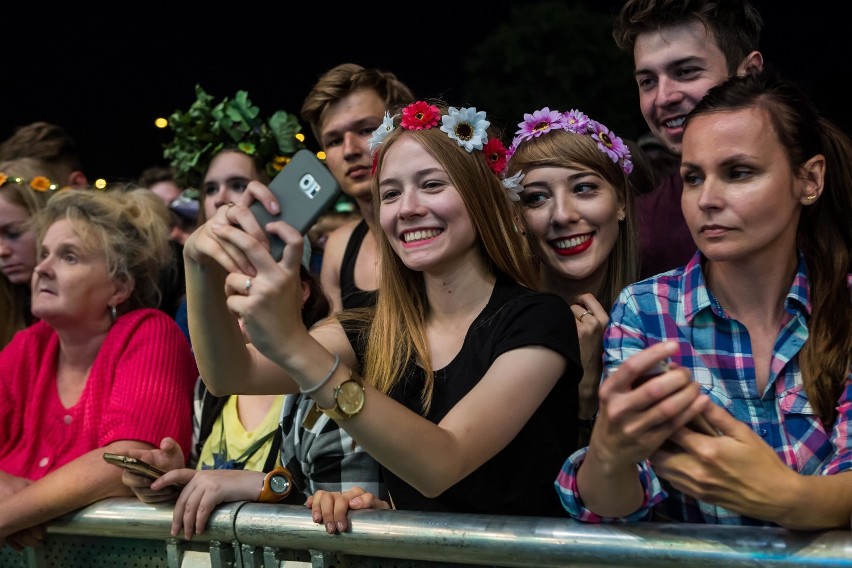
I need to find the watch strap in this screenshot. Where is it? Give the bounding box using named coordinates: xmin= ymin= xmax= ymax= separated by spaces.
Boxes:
xmin=257 ymin=466 xmax=294 ymax=503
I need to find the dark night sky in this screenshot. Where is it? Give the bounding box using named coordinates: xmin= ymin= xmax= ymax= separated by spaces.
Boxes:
xmin=2 ymin=1 xmax=846 ymax=184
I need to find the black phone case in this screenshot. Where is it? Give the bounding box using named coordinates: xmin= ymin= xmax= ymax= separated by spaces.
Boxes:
xmin=249 ymin=149 xmax=341 ymax=261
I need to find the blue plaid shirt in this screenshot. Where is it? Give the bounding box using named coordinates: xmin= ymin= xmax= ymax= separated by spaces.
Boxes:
xmin=556 ymin=252 xmax=852 ymax=525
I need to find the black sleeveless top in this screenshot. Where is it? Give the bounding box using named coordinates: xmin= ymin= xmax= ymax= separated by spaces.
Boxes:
xmin=339 ymin=219 xmax=378 ymax=309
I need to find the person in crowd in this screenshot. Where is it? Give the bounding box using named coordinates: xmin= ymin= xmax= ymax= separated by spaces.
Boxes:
xmin=556 ymin=70 xmax=852 ymax=529
xmin=183 ymin=100 xmax=582 ymax=535
xmin=0 ymin=121 xmax=88 ymax=190
xmin=162 ymin=87 xmax=315 ymax=342
xmin=163 ymin=84 xmax=307 ymax=226
xmin=307 ymin=206 xmax=361 ymax=275
xmin=0 ymin=158 xmax=59 ymax=349
xmin=0 ymin=188 xmax=197 ymax=549
xmin=138 ymin=165 xmax=198 ymax=245
xmin=166 ymin=189 xmax=200 ymax=247
xmin=505 ymin=107 xmax=642 ymax=447
xmin=300 ymin=63 xmax=415 ymax=310
xmin=139 ymin=165 xmax=183 ymax=206
xmin=120 ymin=101 xmax=381 ymax=539
xmin=636 ymin=131 xmax=679 ymax=187
xmin=107 ymin=184 xmax=186 ymax=323
xmin=612 ymin=0 xmax=764 ymax=278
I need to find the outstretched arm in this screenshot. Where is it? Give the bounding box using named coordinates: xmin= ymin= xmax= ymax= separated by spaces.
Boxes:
xmin=183 ymin=196 xmax=304 ymax=396
xmin=0 ymin=440 xmax=154 ymax=542
xmin=203 ymin=215 xmax=574 ymax=495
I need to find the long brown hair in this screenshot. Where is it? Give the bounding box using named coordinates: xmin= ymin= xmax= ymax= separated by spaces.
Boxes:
xmin=357 ymin=103 xmax=537 ymax=413
xmin=687 ymin=71 xmax=852 ymax=424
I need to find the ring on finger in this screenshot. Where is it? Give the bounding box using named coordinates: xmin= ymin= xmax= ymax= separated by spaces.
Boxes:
xmin=579 ymin=310 xmax=592 ymax=320
xmin=245 ymin=278 xmax=252 ymax=292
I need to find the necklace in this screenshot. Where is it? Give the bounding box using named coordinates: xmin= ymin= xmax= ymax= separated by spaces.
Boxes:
xmin=709 ymin=291 xmax=728 ymax=319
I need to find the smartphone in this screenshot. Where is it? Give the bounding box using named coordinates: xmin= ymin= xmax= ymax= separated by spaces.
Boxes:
xmin=103 ymin=452 xmax=167 ymax=481
xmin=249 ymin=149 xmax=341 ymax=261
xmin=632 ymin=358 xmax=671 ymax=389
xmin=631 ymin=360 xmax=720 ymax=437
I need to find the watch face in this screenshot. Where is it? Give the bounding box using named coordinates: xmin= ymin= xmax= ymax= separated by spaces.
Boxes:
xmin=270 ymin=474 xmax=290 ymax=495
xmin=337 ymin=380 xmax=365 ymax=415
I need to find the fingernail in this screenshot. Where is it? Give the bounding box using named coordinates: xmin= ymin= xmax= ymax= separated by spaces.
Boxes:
xmin=326 ymin=522 xmax=336 ymax=534
xmin=350 ymin=497 xmax=362 ymax=507
xmin=313 ymin=512 xmax=321 ymax=523
xmin=269 ymin=201 xmax=279 ymax=214
xmin=337 ymin=521 xmax=346 ymax=532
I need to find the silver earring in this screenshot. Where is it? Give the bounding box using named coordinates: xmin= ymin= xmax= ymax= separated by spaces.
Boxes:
xmin=618 ymin=213 xmax=626 ymax=221
xmin=110 ymin=305 xmax=117 ymax=323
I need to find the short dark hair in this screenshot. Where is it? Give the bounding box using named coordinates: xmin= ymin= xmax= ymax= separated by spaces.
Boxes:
xmin=612 ymin=0 xmax=763 ymax=75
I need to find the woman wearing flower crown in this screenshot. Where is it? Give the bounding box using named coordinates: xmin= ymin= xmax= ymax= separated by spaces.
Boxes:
xmin=0 ymin=157 xmax=67 ymax=349
xmin=182 ymin=99 xmax=582 ymax=528
xmin=557 ymin=71 xmax=852 ymax=529
xmin=505 ymin=108 xmax=641 ymax=448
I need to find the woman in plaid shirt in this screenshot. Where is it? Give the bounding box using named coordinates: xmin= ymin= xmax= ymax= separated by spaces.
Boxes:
xmin=556 ymin=70 xmax=852 ymax=528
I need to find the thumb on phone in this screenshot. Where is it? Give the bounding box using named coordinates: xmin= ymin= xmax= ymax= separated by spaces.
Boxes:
xmin=157 ymin=437 xmax=186 ymax=469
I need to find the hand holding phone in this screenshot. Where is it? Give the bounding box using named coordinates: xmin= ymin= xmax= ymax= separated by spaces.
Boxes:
xmin=631 ymin=359 xmax=721 ymax=437
xmin=103 ymin=452 xmax=167 ymax=480
xmin=249 ymin=149 xmax=341 ymax=261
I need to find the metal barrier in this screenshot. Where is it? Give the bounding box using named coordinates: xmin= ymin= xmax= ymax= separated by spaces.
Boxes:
xmin=1 ymin=498 xmax=851 ymax=567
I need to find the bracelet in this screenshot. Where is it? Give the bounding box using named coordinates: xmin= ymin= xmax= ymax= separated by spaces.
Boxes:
xmin=300 ymin=354 xmax=340 ymax=395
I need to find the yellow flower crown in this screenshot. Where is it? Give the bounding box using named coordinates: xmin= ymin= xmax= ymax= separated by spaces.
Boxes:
xmin=0 ymin=172 xmax=69 ymax=193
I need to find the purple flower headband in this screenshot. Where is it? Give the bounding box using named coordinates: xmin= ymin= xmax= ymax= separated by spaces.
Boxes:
xmin=368 ymin=101 xmax=522 ymax=197
xmin=507 ymin=107 xmax=634 ymax=175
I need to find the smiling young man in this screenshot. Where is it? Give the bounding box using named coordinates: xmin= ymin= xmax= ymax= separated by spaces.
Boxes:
xmin=612 ymin=0 xmax=763 ymax=278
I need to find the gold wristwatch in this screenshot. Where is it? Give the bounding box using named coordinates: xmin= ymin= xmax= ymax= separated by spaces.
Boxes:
xmin=316 ymin=369 xmax=365 ymax=420
xmin=258 ymin=467 xmax=294 ymax=503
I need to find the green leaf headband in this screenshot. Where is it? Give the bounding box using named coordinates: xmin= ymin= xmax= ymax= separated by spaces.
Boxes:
xmin=163 ymin=85 xmax=307 ymax=187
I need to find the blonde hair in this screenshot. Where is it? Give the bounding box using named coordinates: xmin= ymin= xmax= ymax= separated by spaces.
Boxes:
xmin=354 ymin=105 xmax=537 ymax=413
xmin=0 ymin=157 xmax=62 ymax=347
xmin=33 ymin=188 xmax=173 ymax=312
xmin=300 ymin=63 xmax=415 ymax=145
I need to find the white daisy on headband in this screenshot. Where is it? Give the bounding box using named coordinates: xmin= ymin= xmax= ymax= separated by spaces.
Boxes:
xmin=368 ymin=112 xmax=396 ymax=154
xmin=368 ymin=101 xmax=522 ymax=201
xmin=440 ymin=106 xmax=490 ymax=153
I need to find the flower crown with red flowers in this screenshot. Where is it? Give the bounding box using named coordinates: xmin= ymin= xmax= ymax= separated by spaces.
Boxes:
xmin=368 ymin=101 xmax=522 ymax=196
xmin=507 ymin=107 xmax=634 ymax=176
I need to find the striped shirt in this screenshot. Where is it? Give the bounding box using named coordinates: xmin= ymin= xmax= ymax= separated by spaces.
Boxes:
xmin=555 ymin=252 xmax=852 ymax=525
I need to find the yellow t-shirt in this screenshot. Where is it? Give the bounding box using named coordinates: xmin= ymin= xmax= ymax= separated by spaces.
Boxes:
xmin=197 ymin=395 xmax=284 ymax=472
